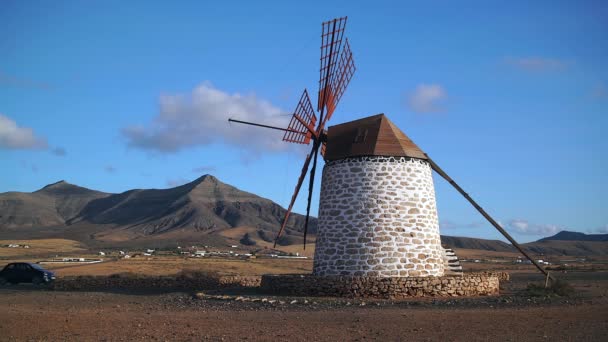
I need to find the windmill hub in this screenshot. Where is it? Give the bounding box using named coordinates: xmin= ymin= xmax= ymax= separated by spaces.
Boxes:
xmin=313 ymin=114 xmax=445 ymax=277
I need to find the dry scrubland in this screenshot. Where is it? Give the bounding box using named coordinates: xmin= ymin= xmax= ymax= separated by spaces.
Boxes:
xmin=0 ymin=238 xmax=314 ymax=277
xmin=48 ymin=257 xmax=313 ymax=277
xmin=218 ymin=226 xmax=316 ymax=258
xmin=0 ymin=239 xmax=85 ymax=257
xmin=3 ymin=238 xmax=607 ymax=278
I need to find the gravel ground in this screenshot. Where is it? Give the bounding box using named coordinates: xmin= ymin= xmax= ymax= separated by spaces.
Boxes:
xmin=0 ymin=271 xmax=607 ymax=341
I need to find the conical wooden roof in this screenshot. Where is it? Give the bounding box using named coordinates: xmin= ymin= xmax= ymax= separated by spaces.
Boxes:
xmin=324 ymin=113 xmax=427 ymax=161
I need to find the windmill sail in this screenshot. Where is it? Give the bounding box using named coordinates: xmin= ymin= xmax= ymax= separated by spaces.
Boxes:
xmin=317 ymin=17 xmax=348 ymax=114
xmin=283 ymin=89 xmax=317 ymax=144
xmin=322 ymin=38 xmax=355 ymax=126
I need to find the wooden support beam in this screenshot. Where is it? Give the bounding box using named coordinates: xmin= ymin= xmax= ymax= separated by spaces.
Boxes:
xmin=425 ymin=154 xmax=552 ymax=279
xmin=228 ymin=118 xmax=304 ymax=135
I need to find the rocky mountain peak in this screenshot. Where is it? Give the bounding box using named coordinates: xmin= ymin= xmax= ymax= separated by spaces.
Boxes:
xmin=194 ymin=174 xmax=218 ymax=184
xmin=40 ymin=180 xmax=69 ymax=188
xmin=35 ymin=180 xmax=105 ymax=196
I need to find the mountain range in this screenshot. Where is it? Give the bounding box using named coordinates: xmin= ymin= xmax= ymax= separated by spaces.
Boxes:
xmin=441 ymin=233 xmax=608 ymax=256
xmin=1 ymin=175 xmax=606 ymax=256
xmin=0 ymin=175 xmax=315 ymax=246
xmin=537 ymin=230 xmax=608 ymax=242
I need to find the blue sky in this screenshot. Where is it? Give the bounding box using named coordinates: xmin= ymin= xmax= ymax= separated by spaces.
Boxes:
xmin=1 ymin=0 xmax=606 ymax=242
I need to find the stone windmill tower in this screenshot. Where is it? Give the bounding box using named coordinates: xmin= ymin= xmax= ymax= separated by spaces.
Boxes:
xmin=313 ymin=114 xmax=444 ymax=277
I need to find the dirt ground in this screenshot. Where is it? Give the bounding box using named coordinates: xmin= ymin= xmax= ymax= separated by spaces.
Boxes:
xmin=1 ymin=271 xmax=607 ymax=341
xmin=0 ymin=289 xmax=606 ymax=341
xmin=2 ymin=245 xmax=607 ymax=341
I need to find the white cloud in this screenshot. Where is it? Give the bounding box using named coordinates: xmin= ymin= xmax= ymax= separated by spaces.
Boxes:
xmin=440 ymin=220 xmax=457 ymax=229
xmin=509 ymin=219 xmax=529 ymax=231
xmin=51 ymin=147 xmax=67 ymax=156
xmin=505 ymin=57 xmax=568 ymax=72
xmin=192 ymin=165 xmax=216 ymax=174
xmin=592 ymin=224 xmax=608 ymax=234
xmin=122 ymin=82 xmax=293 ymax=154
xmin=0 ymin=114 xmax=48 ymax=150
xmin=406 ymin=84 xmax=447 ymax=113
xmin=440 ymin=220 xmax=484 ymax=230
xmin=507 ymin=219 xmax=562 ymax=236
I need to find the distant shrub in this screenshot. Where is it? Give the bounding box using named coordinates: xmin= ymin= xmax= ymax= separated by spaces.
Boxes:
xmin=108 ymin=272 xmax=141 ymax=279
xmin=240 ymin=233 xmax=256 ymax=246
xmin=525 ymin=278 xmax=575 ymax=297
xmin=275 ymin=235 xmax=296 ymax=246
xmin=257 ymin=230 xmax=274 ymax=243
xmin=177 ymin=269 xmax=220 ymax=280
xmin=546 ymin=265 xmax=567 ymax=271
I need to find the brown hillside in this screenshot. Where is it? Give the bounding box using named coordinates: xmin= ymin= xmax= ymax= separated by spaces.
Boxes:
xmin=0 ymin=181 xmax=108 ymax=228
xmin=0 ymin=176 xmax=316 ymax=243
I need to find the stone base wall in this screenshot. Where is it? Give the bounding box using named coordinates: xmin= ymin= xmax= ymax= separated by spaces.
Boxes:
xmin=314 ymin=156 xmax=445 ymax=277
xmin=480 ymin=271 xmax=510 ymax=282
xmin=51 ymin=275 xmax=261 ymax=291
xmin=261 ymin=273 xmax=504 ymax=298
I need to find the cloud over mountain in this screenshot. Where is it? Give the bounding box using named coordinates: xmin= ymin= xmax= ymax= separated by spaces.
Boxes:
xmin=0 ymin=114 xmax=48 ymax=150
xmin=122 ymin=82 xmax=291 ymax=154
xmin=507 ymin=219 xmax=562 ymax=236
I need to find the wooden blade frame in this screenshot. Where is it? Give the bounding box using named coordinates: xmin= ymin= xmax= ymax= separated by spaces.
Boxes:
xmin=318 ymin=17 xmax=347 ymax=113
xmin=300 ymin=18 xmax=347 ymax=249
xmin=283 ymin=89 xmax=317 ymax=144
xmin=322 ymin=38 xmax=355 ymax=127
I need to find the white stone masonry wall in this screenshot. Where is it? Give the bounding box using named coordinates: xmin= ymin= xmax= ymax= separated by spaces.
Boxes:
xmin=313 ymin=156 xmax=445 ymax=277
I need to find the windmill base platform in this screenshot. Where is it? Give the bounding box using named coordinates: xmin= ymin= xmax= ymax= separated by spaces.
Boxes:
xmin=260 ymin=272 xmax=507 ymax=299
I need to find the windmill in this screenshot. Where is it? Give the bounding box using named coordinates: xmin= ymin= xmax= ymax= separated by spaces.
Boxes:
xmin=229 ymin=16 xmax=355 ymax=249
xmin=229 ymin=17 xmax=553 ymax=281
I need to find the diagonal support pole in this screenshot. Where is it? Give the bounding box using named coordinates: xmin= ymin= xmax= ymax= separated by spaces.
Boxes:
xmin=425 ymin=154 xmax=552 ymax=279
xmin=302 ymin=141 xmax=320 ymax=250
xmin=273 ymin=144 xmax=316 ymax=248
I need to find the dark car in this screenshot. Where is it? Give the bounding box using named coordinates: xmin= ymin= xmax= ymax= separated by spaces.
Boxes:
xmin=0 ymin=262 xmax=56 ymax=285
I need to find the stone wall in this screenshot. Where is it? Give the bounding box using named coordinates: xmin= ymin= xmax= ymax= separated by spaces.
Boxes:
xmin=261 ymin=273 xmax=503 ymax=298
xmin=48 ymin=273 xmax=506 ymax=298
xmin=218 ymin=275 xmax=262 ymax=287
xmin=51 ymin=275 xmax=261 ymax=291
xmin=314 ymin=156 xmax=445 ymax=277
xmin=480 ymin=271 xmax=510 ymax=282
